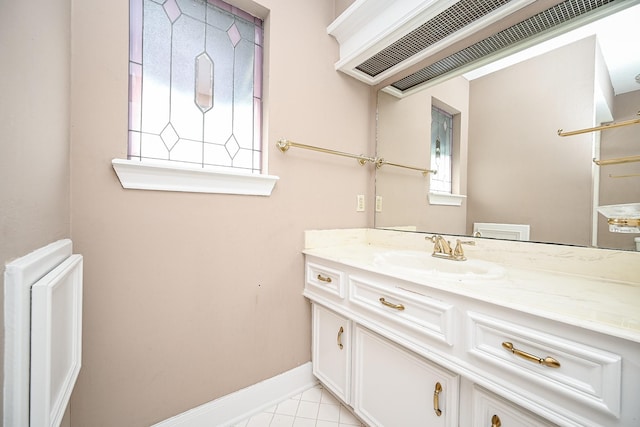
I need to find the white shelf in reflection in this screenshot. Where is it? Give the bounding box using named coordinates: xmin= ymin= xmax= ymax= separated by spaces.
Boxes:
xmin=598 ymin=203 xmax=640 ymax=233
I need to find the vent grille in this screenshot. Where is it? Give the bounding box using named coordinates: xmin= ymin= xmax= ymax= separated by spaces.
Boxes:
xmin=355 ymin=0 xmax=514 ymax=77
xmin=391 ymin=0 xmax=616 ymax=92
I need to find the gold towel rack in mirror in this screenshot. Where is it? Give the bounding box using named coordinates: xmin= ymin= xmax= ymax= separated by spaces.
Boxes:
xmin=557 ymin=111 xmax=640 ymax=137
xmin=276 ymin=138 xmax=436 ymax=176
xmin=593 ymin=155 xmax=640 ymax=166
xmin=609 ymin=173 xmax=640 ymax=179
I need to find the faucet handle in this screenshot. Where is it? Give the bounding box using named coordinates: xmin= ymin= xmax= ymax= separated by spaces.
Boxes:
xmin=453 ymin=239 xmax=475 ymax=259
xmin=427 ymin=235 xmax=453 ymax=255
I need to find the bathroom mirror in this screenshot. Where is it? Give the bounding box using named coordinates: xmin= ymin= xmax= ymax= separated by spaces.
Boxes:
xmin=374 ymin=4 xmax=640 ymax=251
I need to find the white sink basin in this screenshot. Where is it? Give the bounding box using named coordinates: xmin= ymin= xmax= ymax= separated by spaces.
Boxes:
xmin=373 ymin=250 xmax=505 ymax=280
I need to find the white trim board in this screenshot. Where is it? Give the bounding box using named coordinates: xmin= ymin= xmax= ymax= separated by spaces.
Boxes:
xmin=3 ymin=239 xmax=73 ymax=427
xmin=31 ymin=255 xmax=83 ymax=427
xmin=473 ymin=223 xmax=530 ymax=241
xmin=112 ymin=159 xmax=279 ymax=196
xmin=152 ymin=362 xmax=316 ymax=427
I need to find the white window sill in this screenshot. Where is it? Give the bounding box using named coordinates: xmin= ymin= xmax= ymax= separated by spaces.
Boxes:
xmin=428 ymin=192 xmax=466 ymax=206
xmin=112 ymin=159 xmax=279 ymax=196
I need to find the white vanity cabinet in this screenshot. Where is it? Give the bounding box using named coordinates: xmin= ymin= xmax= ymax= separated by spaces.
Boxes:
xmin=303 ymin=253 xmax=640 ymax=427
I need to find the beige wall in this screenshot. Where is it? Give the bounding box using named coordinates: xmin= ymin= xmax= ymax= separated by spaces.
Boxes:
xmin=69 ymin=0 xmax=372 ymax=425
xmin=594 ymin=41 xmax=615 ymax=121
xmin=334 ymin=0 xmax=356 ymax=18
xmin=597 ymin=89 xmax=640 ymax=250
xmin=467 ymin=37 xmax=597 ymax=246
xmin=0 ymin=0 xmax=71 ymax=421
xmin=376 ymin=77 xmax=470 ymax=234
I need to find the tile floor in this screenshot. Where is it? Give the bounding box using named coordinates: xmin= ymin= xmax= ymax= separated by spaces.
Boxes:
xmin=232 ymin=384 xmax=366 ymax=427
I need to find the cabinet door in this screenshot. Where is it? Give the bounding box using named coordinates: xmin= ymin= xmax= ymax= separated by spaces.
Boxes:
xmin=470 ymin=384 xmax=557 ymax=427
xmin=353 ymin=326 xmax=459 ymax=427
xmin=312 ymin=304 xmax=351 ymax=403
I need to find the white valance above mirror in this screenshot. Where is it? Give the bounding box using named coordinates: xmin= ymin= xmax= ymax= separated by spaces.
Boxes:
xmin=328 ymin=0 xmax=636 ymax=92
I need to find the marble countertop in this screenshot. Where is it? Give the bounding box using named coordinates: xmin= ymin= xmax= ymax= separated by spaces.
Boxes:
xmin=303 ymin=229 xmax=640 ymax=343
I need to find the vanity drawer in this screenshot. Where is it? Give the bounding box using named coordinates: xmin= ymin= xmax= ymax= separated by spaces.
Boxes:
xmin=467 ymin=311 xmax=622 ymax=418
xmin=349 ymin=275 xmax=455 ymax=347
xmin=306 ymin=261 xmax=346 ymax=299
xmin=471 ymin=384 xmax=557 ymax=427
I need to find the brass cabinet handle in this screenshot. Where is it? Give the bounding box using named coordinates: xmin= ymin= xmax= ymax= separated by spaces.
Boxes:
xmin=379 ymin=297 xmax=405 ymax=311
xmin=502 ymin=342 xmax=561 ymax=368
xmin=491 ymin=414 xmax=501 ymax=427
xmin=337 ymin=326 xmax=344 ymax=350
xmin=317 ymin=274 xmax=332 ymax=283
xmin=433 ymin=382 xmax=442 ymax=416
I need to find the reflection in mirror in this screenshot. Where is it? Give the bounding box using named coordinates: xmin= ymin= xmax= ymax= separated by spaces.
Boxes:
xmin=375 ymin=5 xmax=640 ymax=250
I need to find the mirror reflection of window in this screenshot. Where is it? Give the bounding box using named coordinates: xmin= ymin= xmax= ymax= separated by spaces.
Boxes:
xmin=430 ymin=106 xmax=453 ymax=193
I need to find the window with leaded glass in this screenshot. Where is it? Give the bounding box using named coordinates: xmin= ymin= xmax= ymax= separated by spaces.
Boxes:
xmin=128 ymin=0 xmax=263 ymax=174
xmin=430 ymin=106 xmax=453 ymax=194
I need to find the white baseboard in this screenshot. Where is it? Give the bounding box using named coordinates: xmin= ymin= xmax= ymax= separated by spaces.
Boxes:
xmin=152 ymin=362 xmax=316 ymax=427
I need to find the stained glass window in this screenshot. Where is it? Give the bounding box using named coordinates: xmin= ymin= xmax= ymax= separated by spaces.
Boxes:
xmin=430 ymin=106 xmax=453 ymax=194
xmin=129 ymin=0 xmax=263 ymax=174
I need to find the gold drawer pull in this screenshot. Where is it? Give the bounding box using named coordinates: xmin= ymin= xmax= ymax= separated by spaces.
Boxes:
xmin=502 ymin=342 xmax=561 ymax=368
xmin=317 ymin=274 xmax=332 ymax=283
xmin=379 ymin=297 xmax=405 ymax=311
xmin=433 ymin=382 xmax=442 ymax=416
xmin=337 ymin=326 xmax=344 ymax=350
xmin=491 ymin=414 xmax=501 ymax=427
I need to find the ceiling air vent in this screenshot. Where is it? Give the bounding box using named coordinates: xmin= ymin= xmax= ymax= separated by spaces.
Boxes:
xmin=390 ymin=0 xmax=617 ymax=92
xmin=328 ymin=0 xmax=630 ymax=88
xmin=328 ymin=0 xmax=540 ymax=85
xmin=355 ymin=0 xmax=514 ymax=78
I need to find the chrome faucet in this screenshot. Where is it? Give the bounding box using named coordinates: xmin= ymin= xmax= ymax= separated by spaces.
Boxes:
xmin=427 ymin=235 xmax=475 ymax=261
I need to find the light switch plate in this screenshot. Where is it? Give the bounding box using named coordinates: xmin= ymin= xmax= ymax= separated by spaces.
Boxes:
xmin=375 ymin=196 xmax=383 ymax=212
